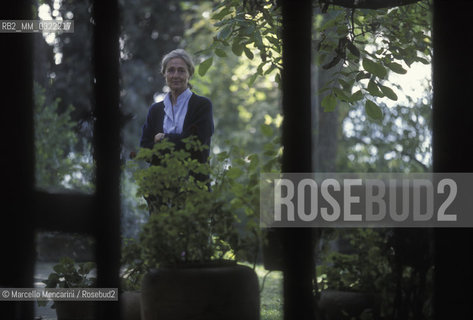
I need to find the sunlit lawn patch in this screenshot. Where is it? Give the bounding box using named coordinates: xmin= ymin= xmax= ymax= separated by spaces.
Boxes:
xmin=249 ymin=264 xmax=283 ymax=320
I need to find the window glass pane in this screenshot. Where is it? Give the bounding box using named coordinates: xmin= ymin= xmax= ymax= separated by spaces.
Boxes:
xmin=312 ymin=3 xmax=433 ymax=319
xmin=34 ymin=0 xmax=94 ymax=193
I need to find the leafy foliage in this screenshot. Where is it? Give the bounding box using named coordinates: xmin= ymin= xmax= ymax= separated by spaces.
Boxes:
xmin=34 ymin=0 xmax=94 ymax=140
xmin=34 ymin=82 xmax=93 ymax=191
xmin=179 ymin=1 xmax=282 ymax=156
xmin=200 ymin=0 xmax=282 ymax=82
xmin=317 ymin=228 xmax=433 ymax=319
xmin=120 ymin=237 xmax=148 ymax=291
xmin=202 ymin=0 xmax=432 ymax=119
xmin=43 ymin=257 xmax=96 ymax=289
xmin=318 ymin=229 xmax=390 ymax=293
xmin=130 ymin=137 xmax=231 ymax=266
xmin=338 ymin=91 xmax=432 ymax=173
xmin=122 ymin=125 xmax=281 ymax=285
xmin=38 ymin=257 xmax=96 ymax=307
xmin=212 ymin=124 xmax=281 ymax=263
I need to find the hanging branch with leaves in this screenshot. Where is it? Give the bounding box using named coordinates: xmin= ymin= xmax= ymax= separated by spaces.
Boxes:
xmin=199 ymin=0 xmax=431 ymax=120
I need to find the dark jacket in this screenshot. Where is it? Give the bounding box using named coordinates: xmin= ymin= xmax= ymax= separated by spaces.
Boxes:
xmin=140 ymin=93 xmax=214 ymax=164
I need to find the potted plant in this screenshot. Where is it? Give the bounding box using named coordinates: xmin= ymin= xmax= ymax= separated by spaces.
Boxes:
xmin=316 ymin=229 xmax=386 ymax=320
xmin=39 ymin=256 xmax=97 ymax=320
xmin=125 ymin=137 xmax=262 ymax=320
xmin=316 ymin=227 xmax=434 ymax=319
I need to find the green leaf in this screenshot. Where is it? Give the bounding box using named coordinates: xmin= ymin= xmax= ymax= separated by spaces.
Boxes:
xmin=263 ymin=142 xmax=277 ymax=156
xmin=248 ymin=153 xmax=259 ymax=164
xmin=227 ymin=167 xmax=243 ymax=179
xmin=212 ymin=6 xmax=232 ymax=21
xmin=45 ymin=273 xmax=60 ymax=288
xmin=240 ymin=25 xmax=256 ymax=36
xmin=60 ymin=256 xmax=75 ymax=266
xmin=379 ymin=84 xmax=398 ymax=101
xmin=338 ymin=78 xmax=354 ymax=91
xmin=214 ymin=19 xmax=232 ymax=28
xmin=256 ymin=64 xmax=264 ymax=76
xmin=213 ymin=0 xmax=230 ymax=12
xmin=78 ymin=262 xmax=95 ymax=275
xmin=362 ymin=58 xmax=387 ymax=79
xmin=266 ymin=36 xmax=280 ymax=48
xmin=386 ymin=62 xmax=407 ymax=74
xmin=416 ymin=57 xmax=429 ymax=64
xmin=321 ymin=93 xmax=337 ymax=112
xmin=333 ymin=87 xmax=350 ymax=102
xmin=346 ymin=41 xmax=360 ymax=58
xmin=254 ymin=30 xmax=264 ymax=49
xmin=261 ymin=124 xmax=274 ymax=137
xmin=248 ymin=154 xmax=259 ymax=172
xmin=53 ymin=264 xmax=65 ymax=274
xmin=355 ymin=71 xmax=370 ymax=82
xmin=263 ymin=158 xmax=279 ymax=172
xmin=350 ymin=90 xmax=363 ymax=102
xmin=231 ymin=40 xmax=244 ymax=56
xmin=243 ymin=47 xmax=254 ymax=60
xmin=274 ymin=73 xmax=281 ymax=85
xmin=367 ymin=80 xmax=384 ymax=97
xmin=231 ymin=183 xmax=246 ymax=197
xmin=215 ymin=48 xmax=227 ymax=57
xmin=234 ymin=158 xmax=246 ymax=166
xmin=248 ymin=73 xmax=258 ymax=86
xmin=216 ymin=151 xmax=229 ymax=162
xmin=322 ymin=56 xmax=341 ymax=70
xmin=264 ymin=63 xmax=277 ymax=76
xmin=365 ymin=100 xmax=383 ymax=120
xmin=217 ymin=24 xmax=233 ymax=41
xmin=260 ymin=49 xmax=267 ymax=63
xmin=198 ymin=57 xmax=213 ymax=77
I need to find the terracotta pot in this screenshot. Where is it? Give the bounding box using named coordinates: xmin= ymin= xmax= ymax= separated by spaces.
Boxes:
xmin=141 ymin=261 xmax=260 ymax=320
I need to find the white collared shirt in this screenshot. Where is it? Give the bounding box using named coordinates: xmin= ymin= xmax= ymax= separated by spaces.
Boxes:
xmin=163 ymin=88 xmax=192 ymax=134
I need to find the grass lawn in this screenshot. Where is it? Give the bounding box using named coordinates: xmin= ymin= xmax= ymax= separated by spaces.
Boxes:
xmin=253 ymin=264 xmax=283 ymax=320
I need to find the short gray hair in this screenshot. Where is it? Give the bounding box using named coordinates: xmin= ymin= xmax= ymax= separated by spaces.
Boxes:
xmin=160 ymin=49 xmax=195 ymax=77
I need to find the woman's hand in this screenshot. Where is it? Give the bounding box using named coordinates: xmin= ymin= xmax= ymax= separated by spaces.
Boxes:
xmin=154 ymin=132 xmax=165 ymax=143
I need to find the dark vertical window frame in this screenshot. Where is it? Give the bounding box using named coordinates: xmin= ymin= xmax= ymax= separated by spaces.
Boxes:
xmin=0 ymin=2 xmax=35 ymax=319
xmin=92 ymin=0 xmax=121 ymax=318
xmin=280 ymin=0 xmax=316 ymax=319
xmin=432 ymin=1 xmax=473 ymax=319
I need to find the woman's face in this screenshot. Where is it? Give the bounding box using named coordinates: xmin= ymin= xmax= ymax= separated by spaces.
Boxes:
xmin=165 ymin=57 xmax=190 ymax=95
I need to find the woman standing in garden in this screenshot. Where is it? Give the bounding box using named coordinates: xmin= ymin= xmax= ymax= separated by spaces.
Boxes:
xmin=140 ymin=48 xmax=214 ymax=164
xmin=139 ymin=49 xmax=214 ymax=213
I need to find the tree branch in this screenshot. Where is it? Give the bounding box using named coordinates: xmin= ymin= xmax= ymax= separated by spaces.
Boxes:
xmin=320 ymin=0 xmax=421 ymax=9
xmin=401 ymin=151 xmax=429 ymax=171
